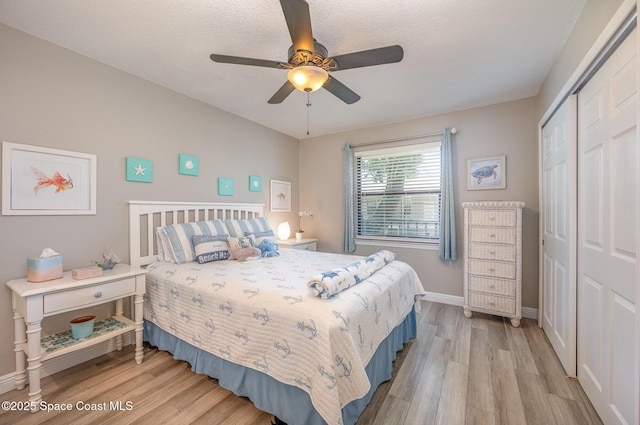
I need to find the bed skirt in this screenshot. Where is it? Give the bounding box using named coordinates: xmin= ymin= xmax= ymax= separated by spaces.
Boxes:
xmin=143 ymin=306 xmax=417 ymax=425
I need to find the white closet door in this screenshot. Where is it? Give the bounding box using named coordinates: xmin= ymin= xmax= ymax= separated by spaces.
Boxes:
xmin=541 ymin=95 xmax=577 ymax=377
xmin=578 ymin=28 xmax=637 ymax=425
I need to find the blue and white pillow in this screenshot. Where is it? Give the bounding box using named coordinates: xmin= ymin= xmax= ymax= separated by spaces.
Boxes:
xmin=157 ymin=220 xmax=229 ymax=264
xmin=225 ymin=217 xmax=272 ymax=237
xmin=193 ymin=234 xmax=231 ymax=264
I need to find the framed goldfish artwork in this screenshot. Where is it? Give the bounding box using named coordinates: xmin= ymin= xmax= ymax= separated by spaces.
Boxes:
xmin=270 ymin=179 xmax=291 ymax=212
xmin=467 ymin=155 xmax=506 ymax=190
xmin=2 ymin=142 xmax=97 ymax=215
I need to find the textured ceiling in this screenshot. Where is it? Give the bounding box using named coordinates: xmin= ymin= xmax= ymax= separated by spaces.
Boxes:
xmin=0 ymin=0 xmax=587 ymax=139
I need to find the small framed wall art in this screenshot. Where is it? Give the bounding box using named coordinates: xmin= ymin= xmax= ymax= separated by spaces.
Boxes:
xmin=126 ymin=157 xmax=153 ymax=183
xmin=218 ymin=177 xmax=234 ymax=196
xmin=467 ymin=155 xmax=506 ymax=190
xmin=249 ymin=175 xmax=262 ymax=192
xmin=270 ymin=179 xmax=291 ymax=212
xmin=178 ymin=154 xmax=199 ymax=176
xmin=2 ymin=142 xmax=97 ymax=215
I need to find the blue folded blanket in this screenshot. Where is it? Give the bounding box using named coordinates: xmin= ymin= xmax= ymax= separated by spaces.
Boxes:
xmin=307 ymin=250 xmax=397 ymax=298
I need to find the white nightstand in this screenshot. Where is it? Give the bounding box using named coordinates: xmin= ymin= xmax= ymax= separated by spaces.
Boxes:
xmin=278 ymin=238 xmax=318 ymax=251
xmin=6 ymin=264 xmax=147 ymax=410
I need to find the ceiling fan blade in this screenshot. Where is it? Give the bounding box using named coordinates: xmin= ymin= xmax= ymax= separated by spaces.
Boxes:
xmin=280 ymin=0 xmax=314 ymax=54
xmin=268 ymin=80 xmax=296 ymax=104
xmin=330 ymin=45 xmax=404 ymax=71
xmin=323 ymin=76 xmax=361 ymax=104
xmin=210 ymin=54 xmax=283 ymax=69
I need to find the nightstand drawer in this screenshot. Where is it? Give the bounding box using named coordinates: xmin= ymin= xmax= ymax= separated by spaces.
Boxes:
xmin=469 ymin=292 xmax=515 ymax=315
xmin=468 ymin=226 xmax=515 ymax=244
xmin=290 ymin=241 xmax=316 ymax=251
xmin=468 ymin=276 xmax=515 ymax=297
xmin=468 ymin=259 xmax=515 ymax=279
xmin=44 ymin=278 xmax=136 ymax=314
xmin=468 ymin=209 xmax=516 ymax=227
xmin=469 ymin=242 xmax=515 ymax=261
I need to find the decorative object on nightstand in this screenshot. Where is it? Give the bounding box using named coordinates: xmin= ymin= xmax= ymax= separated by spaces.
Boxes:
xmin=94 ymin=248 xmax=121 ymax=270
xmin=26 ymin=248 xmax=63 ymax=282
xmin=277 ymin=222 xmax=291 ymax=240
xmin=278 ymin=238 xmax=318 ymax=252
xmin=70 ymin=315 xmax=96 ymax=339
xmin=6 ymin=264 xmax=147 ymax=410
xmin=462 ymin=201 xmax=524 ymax=327
xmin=297 ymin=210 xmax=313 ymax=240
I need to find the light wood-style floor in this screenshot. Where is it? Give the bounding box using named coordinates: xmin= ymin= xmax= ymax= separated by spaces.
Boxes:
xmin=1 ymin=301 xmax=602 ymax=425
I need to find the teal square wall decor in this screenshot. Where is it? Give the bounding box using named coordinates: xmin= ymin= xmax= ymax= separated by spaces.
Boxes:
xmin=249 ymin=175 xmax=262 ymax=192
xmin=126 ymin=157 xmax=153 ymax=183
xmin=179 ymin=154 xmax=199 ymax=176
xmin=218 ymin=177 xmax=234 ymax=196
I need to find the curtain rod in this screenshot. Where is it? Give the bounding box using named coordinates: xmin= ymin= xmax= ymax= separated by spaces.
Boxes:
xmin=347 ymin=127 xmax=457 ymax=149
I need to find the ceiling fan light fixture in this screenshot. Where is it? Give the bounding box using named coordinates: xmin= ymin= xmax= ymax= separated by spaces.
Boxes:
xmin=287 ymin=65 xmax=328 ymax=92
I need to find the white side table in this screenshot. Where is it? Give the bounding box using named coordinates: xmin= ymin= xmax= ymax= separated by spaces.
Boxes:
xmin=6 ymin=264 xmax=147 ymax=410
xmin=278 ymin=238 xmax=318 ymax=251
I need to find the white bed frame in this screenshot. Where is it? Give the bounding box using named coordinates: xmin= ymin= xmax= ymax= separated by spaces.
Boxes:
xmin=128 ymin=200 xmax=264 ymax=267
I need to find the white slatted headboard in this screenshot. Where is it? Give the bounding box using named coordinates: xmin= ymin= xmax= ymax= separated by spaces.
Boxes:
xmin=129 ymin=200 xmax=264 ymax=267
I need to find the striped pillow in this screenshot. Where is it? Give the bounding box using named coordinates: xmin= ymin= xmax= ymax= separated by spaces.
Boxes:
xmin=225 ymin=217 xmax=272 ymax=237
xmin=157 ymin=220 xmax=229 ymax=264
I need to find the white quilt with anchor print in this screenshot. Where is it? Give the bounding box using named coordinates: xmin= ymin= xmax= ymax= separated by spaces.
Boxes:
xmin=144 ymin=249 xmax=425 ymax=425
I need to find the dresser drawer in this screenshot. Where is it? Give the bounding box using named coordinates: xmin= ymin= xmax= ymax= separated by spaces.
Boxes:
xmin=468 ymin=226 xmax=515 ymax=244
xmin=468 ymin=242 xmax=515 ymax=261
xmin=468 ymin=276 xmax=515 ymax=297
xmin=468 ymin=259 xmax=515 ymax=279
xmin=468 ymin=209 xmax=516 ymax=227
xmin=468 ymin=292 xmax=516 ymax=315
xmin=44 ymin=278 xmax=136 ymax=314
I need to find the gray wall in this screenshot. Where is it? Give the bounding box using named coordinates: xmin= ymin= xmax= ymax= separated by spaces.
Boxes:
xmin=0 ymin=24 xmax=299 ymax=376
xmin=299 ymin=98 xmax=540 ymax=308
xmin=537 ymin=0 xmax=624 ymax=119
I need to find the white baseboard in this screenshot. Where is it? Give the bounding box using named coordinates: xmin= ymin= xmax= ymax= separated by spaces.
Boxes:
xmin=421 ymin=291 xmax=539 ymax=320
xmin=0 ymin=333 xmax=132 ymax=395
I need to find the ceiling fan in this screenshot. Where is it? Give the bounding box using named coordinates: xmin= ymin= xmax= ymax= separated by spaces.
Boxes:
xmin=210 ymin=0 xmax=404 ymax=105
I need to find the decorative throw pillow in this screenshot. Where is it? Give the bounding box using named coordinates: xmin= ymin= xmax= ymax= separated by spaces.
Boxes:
xmin=225 ymin=217 xmax=272 ymax=237
xmin=156 ymin=220 xmax=229 ymax=264
xmin=247 ymin=230 xmax=277 ymax=246
xmin=227 ymin=235 xmax=256 ymax=253
xmin=192 ymin=234 xmax=231 ymax=264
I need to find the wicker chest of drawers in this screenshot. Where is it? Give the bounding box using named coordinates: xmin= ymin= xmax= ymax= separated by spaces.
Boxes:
xmin=462 ymin=201 xmax=525 ymax=327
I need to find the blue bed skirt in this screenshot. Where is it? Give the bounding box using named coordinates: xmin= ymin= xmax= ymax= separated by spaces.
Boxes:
xmin=144 ymin=306 xmax=416 ymax=425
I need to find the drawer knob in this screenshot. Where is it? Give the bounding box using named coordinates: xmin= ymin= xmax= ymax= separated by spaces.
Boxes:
xmin=490 ymin=234 xmax=496 ymax=238
xmin=489 ymin=284 xmax=495 ymax=289
xmin=489 ymin=268 xmax=495 ymax=272
xmin=489 ymin=251 xmax=496 ymax=255
xmin=94 ymin=291 xmax=103 ymax=298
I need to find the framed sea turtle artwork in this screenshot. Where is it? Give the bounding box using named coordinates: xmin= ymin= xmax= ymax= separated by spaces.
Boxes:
xmin=467 ymin=155 xmax=506 ymax=190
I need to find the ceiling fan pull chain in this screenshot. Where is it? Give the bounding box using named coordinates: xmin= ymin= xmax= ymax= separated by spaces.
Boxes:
xmin=306 ymin=90 xmax=311 ymax=135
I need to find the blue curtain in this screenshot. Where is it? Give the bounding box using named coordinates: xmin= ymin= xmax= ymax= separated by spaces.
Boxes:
xmin=439 ymin=128 xmax=457 ymax=260
xmin=343 ymin=144 xmax=356 ymax=252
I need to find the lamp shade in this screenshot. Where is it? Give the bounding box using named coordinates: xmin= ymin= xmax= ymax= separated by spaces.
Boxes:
xmin=277 ymin=222 xmax=291 ymax=240
xmin=287 ymin=65 xmax=329 ymax=92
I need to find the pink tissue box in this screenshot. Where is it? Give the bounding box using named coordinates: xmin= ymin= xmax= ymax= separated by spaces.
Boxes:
xmin=27 ymin=255 xmax=63 ymax=282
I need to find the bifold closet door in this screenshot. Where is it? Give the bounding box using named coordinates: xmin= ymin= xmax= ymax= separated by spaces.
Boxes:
xmin=577 ymin=27 xmax=637 ymax=425
xmin=541 ymin=95 xmax=577 ymax=377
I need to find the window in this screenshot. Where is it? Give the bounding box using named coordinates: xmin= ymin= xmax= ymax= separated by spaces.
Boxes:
xmin=354 ymin=140 xmax=441 ymax=245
